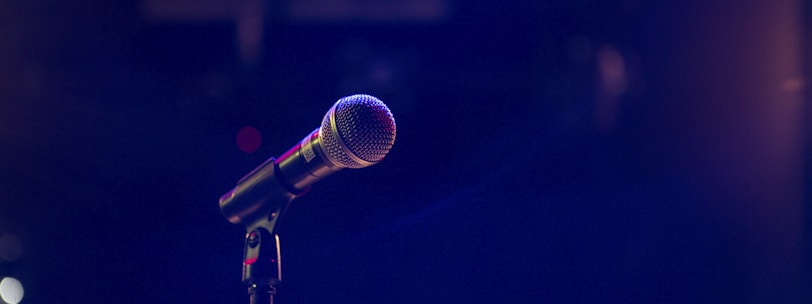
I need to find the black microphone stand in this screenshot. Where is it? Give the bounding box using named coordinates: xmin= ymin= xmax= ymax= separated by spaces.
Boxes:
xmin=242 ymin=214 xmax=286 ymax=304
xmin=220 ymin=157 xmax=303 ymax=304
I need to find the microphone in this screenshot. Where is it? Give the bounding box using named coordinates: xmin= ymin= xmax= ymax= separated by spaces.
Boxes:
xmin=219 ymin=94 xmax=397 ymax=226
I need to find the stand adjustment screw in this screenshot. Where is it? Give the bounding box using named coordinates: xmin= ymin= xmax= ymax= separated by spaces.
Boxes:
xmin=247 ymin=231 xmax=260 ymax=248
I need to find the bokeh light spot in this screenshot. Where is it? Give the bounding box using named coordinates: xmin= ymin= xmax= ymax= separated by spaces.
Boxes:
xmin=0 ymin=277 xmax=23 ymax=304
xmin=0 ymin=234 xmax=22 ymax=262
xmin=236 ymin=126 xmax=262 ymax=153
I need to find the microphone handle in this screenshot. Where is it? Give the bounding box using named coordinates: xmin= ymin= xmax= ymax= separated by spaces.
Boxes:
xmin=274 ymin=128 xmax=343 ymax=192
xmin=219 ymin=128 xmax=344 ymax=226
xmin=219 ymin=156 xmax=298 ymax=226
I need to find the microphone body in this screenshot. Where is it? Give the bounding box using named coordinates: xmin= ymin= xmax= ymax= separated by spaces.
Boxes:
xmin=219 ymin=94 xmax=396 ymax=226
xmin=274 ymin=128 xmax=341 ymax=192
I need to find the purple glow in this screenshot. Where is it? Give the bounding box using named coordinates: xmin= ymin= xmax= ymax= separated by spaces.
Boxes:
xmin=236 ymin=126 xmax=262 ymax=153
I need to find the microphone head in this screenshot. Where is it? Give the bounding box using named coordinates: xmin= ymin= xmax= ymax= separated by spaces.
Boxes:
xmin=319 ymin=94 xmax=397 ymax=169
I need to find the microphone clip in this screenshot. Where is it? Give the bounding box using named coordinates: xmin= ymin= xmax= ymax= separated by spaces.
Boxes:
xmin=220 ymin=157 xmax=300 ymax=303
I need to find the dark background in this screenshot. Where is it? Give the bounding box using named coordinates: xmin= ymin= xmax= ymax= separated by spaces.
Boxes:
xmin=0 ymin=0 xmax=808 ymax=303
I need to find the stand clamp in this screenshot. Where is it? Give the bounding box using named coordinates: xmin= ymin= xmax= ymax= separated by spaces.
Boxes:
xmin=220 ymin=157 xmax=306 ymax=304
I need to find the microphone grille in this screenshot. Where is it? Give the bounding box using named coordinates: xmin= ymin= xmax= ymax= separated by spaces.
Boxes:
xmin=320 ymin=94 xmax=397 ymax=168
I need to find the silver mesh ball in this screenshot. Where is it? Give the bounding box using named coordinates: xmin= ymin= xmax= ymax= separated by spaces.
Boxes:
xmin=319 ymin=94 xmax=396 ymax=168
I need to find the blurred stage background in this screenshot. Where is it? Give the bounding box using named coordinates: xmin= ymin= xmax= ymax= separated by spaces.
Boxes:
xmin=0 ymin=0 xmax=809 ymax=303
